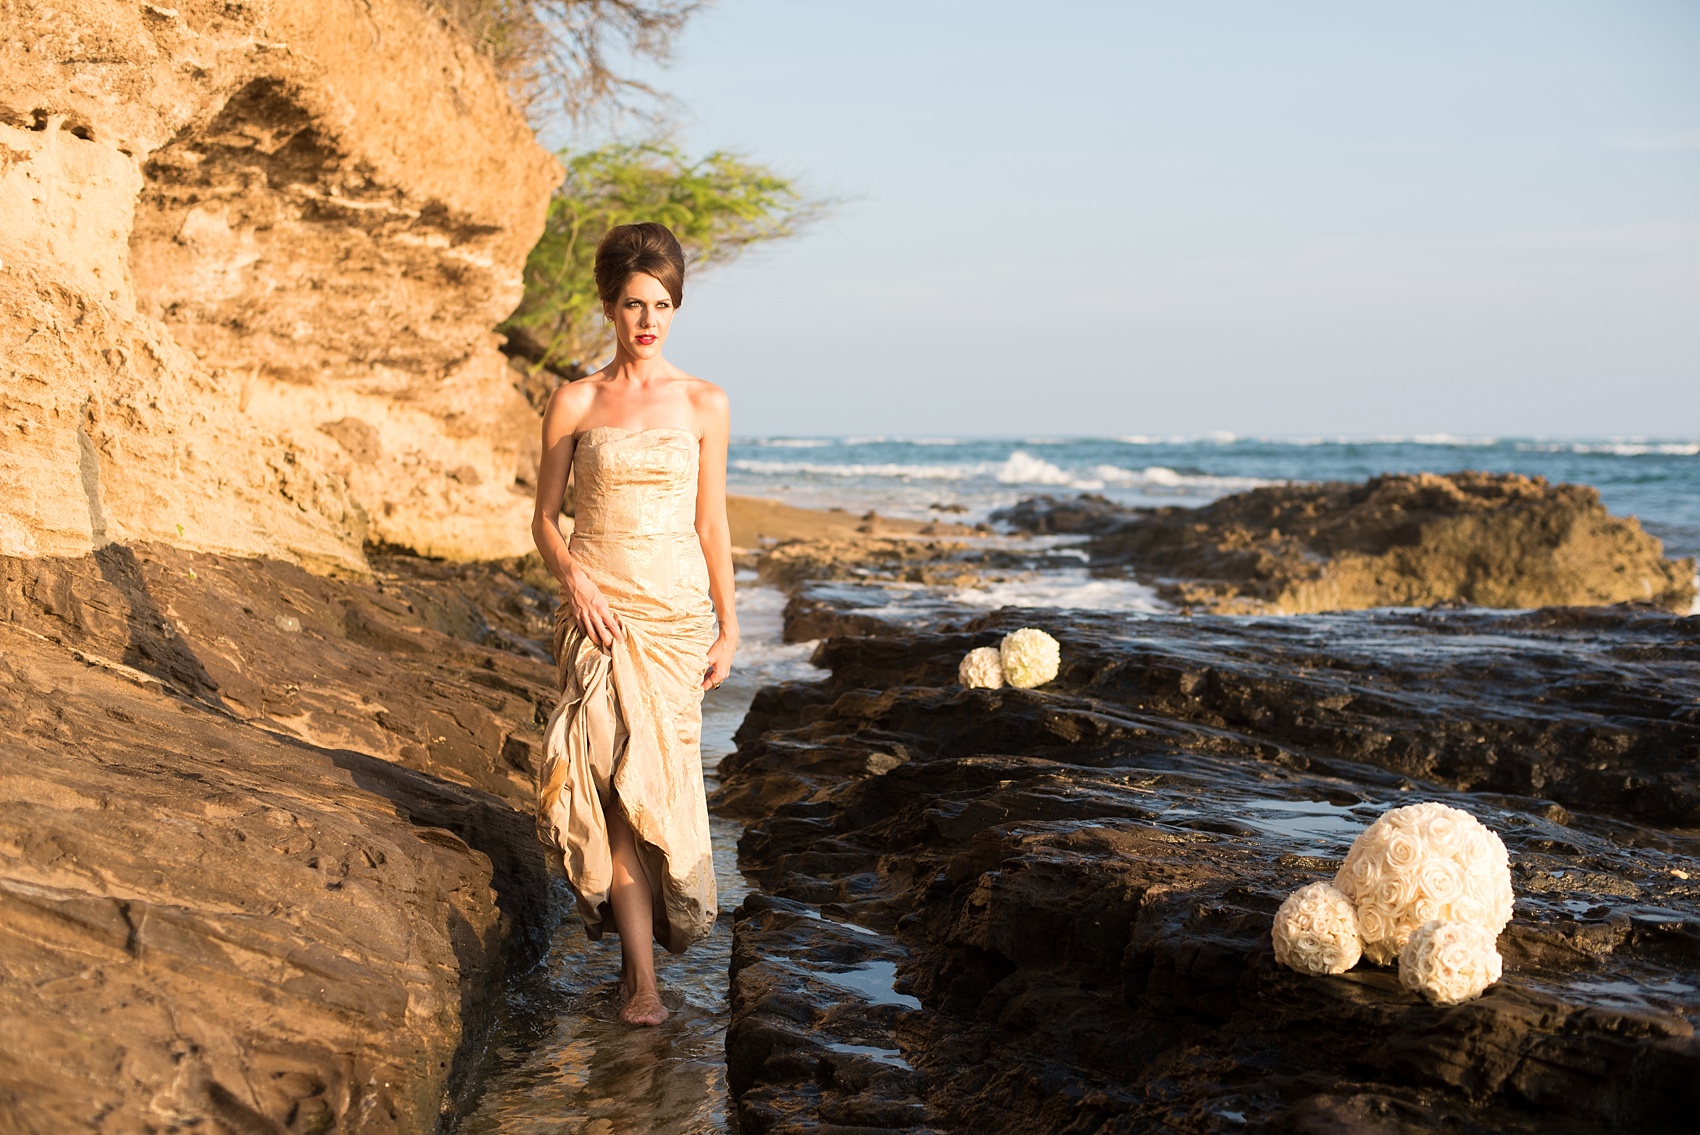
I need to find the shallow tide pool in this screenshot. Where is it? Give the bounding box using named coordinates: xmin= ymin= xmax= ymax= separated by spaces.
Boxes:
xmin=455 ymin=581 xmax=819 ymax=1134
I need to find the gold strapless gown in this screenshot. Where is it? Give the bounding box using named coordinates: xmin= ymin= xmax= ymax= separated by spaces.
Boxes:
xmin=536 ymin=426 xmax=717 ymax=953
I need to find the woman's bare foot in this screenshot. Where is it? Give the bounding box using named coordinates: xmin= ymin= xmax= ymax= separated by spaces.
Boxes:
xmin=619 ymin=987 xmax=669 ymax=1027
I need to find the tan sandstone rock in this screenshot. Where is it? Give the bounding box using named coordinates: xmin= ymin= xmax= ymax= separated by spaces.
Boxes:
xmin=1 ymin=0 xmax=560 ymax=569
xmin=1086 ymin=471 xmax=1698 ymax=614
xmin=0 ymin=543 xmax=559 ymax=1133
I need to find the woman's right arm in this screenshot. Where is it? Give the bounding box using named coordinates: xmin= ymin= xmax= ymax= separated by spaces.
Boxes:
xmin=532 ymin=386 xmax=625 ymax=648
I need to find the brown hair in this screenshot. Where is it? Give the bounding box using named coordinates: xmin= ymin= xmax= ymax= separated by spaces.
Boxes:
xmin=594 ymin=222 xmax=686 ymax=308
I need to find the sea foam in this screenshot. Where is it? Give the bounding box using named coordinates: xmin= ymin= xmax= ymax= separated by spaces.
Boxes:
xmin=995 ymin=451 xmax=1080 ymax=485
xmin=946 ymin=571 xmax=1164 ymax=613
xmin=732 ymin=458 xmax=979 ymax=481
xmin=733 ymin=450 xmax=1279 ymax=495
xmin=1516 ymin=441 xmax=1700 ymax=457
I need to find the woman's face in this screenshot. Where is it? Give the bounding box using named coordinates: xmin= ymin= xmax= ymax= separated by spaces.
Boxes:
xmin=605 ymin=272 xmax=675 ymax=360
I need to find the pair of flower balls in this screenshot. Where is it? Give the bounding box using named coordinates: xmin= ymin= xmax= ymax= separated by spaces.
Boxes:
xmin=959 ymin=635 xmax=1511 ymax=1006
xmin=958 ymin=627 xmax=1061 ymax=690
xmin=1272 ymin=801 xmax=1515 ymax=1006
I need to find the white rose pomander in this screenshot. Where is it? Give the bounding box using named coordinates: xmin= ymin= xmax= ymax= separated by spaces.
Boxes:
xmin=1398 ymin=919 xmax=1503 ymax=1005
xmin=958 ymin=646 xmax=1005 ymax=689
xmin=1333 ymin=802 xmax=1514 ymax=965
xmin=999 ymin=628 xmax=1060 ymax=689
xmin=1271 ymin=882 xmax=1363 ymax=975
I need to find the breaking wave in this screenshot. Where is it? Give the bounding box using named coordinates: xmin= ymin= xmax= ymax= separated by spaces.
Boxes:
xmin=734 ymin=450 xmax=1280 ymax=494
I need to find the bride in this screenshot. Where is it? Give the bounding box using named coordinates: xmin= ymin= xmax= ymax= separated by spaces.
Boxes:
xmin=530 ymin=222 xmax=739 ymax=1026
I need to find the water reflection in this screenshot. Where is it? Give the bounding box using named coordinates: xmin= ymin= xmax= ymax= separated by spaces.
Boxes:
xmin=457 ymin=582 xmax=819 ymax=1133
xmin=811 ymin=959 xmax=922 ymax=1010
xmin=457 ymin=819 xmax=747 ymax=1134
xmin=821 ymin=1042 xmax=911 ymax=1070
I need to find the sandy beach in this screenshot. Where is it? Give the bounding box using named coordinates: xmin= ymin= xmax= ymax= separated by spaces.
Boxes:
xmin=727 ymin=493 xmax=978 ymax=547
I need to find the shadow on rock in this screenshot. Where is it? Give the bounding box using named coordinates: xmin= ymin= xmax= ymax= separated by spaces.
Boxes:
xmin=0 ymin=543 xmax=567 ymax=1132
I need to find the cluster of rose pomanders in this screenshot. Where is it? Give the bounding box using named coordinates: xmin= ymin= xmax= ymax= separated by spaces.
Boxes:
xmin=1270 ymin=802 xmax=1513 ymax=1006
xmin=957 ymin=628 xmax=1061 ymax=690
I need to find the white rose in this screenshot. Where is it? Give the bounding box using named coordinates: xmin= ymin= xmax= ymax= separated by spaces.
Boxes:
xmin=1417 ymin=858 xmax=1464 ymax=908
xmin=1356 ymin=903 xmax=1389 ymax=944
xmin=1419 ymin=808 xmax=1465 ymax=857
xmin=1461 ymin=862 xmax=1496 ymax=902
xmin=1477 ymin=825 xmax=1510 ymax=866
xmin=1337 ymin=854 xmax=1380 ymax=897
xmin=1384 ymin=831 xmax=1423 ymax=872
xmin=1492 ymin=879 xmax=1515 ymax=927
xmin=999 ymin=627 xmax=1061 ymax=689
xmin=1272 ymin=882 xmax=1363 ymax=976
xmin=1449 ymin=895 xmax=1488 ymax=927
xmin=958 ymin=646 xmax=1005 ymax=689
xmin=1398 ymin=919 xmax=1503 ymax=1005
xmin=1373 ymin=871 xmax=1418 ymax=914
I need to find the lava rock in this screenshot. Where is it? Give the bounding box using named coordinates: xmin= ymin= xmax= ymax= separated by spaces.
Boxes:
xmin=718 ymin=603 xmax=1700 ymax=1133
xmin=990 ymin=493 xmax=1148 ymax=536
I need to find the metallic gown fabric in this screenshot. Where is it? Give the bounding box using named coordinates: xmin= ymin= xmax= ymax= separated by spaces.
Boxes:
xmin=536 ymin=426 xmax=717 ymax=954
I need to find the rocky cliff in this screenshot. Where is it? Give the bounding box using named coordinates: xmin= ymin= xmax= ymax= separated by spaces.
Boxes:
xmin=0 ymin=3 xmax=573 ymax=1129
xmin=1 ymin=0 xmax=560 ymax=570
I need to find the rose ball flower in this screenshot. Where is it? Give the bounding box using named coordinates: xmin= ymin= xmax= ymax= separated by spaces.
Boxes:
xmin=1333 ymin=802 xmax=1514 ymax=966
xmin=958 ymin=646 xmax=1005 ymax=689
xmin=1398 ymin=918 xmax=1503 ymax=1005
xmin=1271 ymin=882 xmax=1363 ymax=976
xmin=999 ymin=628 xmax=1060 ymax=689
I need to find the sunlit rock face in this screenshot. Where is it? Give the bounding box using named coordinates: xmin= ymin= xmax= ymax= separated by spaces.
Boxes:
xmin=1 ymin=0 xmax=560 ymax=569
xmin=0 ymin=543 xmax=561 ymax=1134
xmin=1001 ymin=472 xmax=1699 ymax=615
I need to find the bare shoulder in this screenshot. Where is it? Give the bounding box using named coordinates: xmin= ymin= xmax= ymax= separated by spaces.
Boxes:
xmin=543 ymin=377 xmax=599 ymax=427
xmin=683 ymin=374 xmax=730 ymax=424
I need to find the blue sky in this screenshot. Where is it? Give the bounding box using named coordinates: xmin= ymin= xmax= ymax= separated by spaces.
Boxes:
xmin=578 ymin=0 xmax=1700 ymax=437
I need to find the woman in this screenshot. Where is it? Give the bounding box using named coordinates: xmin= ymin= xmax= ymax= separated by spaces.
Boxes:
xmin=531 ymin=222 xmax=738 ymax=1027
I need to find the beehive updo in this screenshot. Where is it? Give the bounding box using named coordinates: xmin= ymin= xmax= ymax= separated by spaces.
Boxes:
xmin=594 ymin=222 xmax=686 ymax=308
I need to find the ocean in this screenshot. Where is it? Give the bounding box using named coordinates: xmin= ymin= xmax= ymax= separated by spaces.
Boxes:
xmin=727 ymin=434 xmax=1700 ymax=564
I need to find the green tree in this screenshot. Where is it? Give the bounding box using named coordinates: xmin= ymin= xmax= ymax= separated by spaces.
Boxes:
xmin=501 ymin=141 xmax=819 ymax=406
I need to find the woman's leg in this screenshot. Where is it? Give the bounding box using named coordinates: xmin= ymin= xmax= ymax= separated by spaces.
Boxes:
xmin=606 ymin=799 xmax=669 ymax=1025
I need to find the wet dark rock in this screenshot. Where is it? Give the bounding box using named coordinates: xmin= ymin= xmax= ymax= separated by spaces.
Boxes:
xmin=728 ymin=605 xmax=1700 ymax=831
xmin=991 ymin=492 xmax=1148 ymax=536
xmin=757 ymin=537 xmax=986 ymax=591
xmin=784 ymin=590 xmax=917 ymax=644
xmin=0 ymin=544 xmax=560 ymax=1132
xmin=718 ymin=603 xmax=1700 ymax=1133
xmin=729 ymin=894 xmax=938 ymax=1135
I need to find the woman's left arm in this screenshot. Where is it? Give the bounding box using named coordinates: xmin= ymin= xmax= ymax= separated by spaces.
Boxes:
xmin=694 ymin=383 xmax=738 ymax=690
